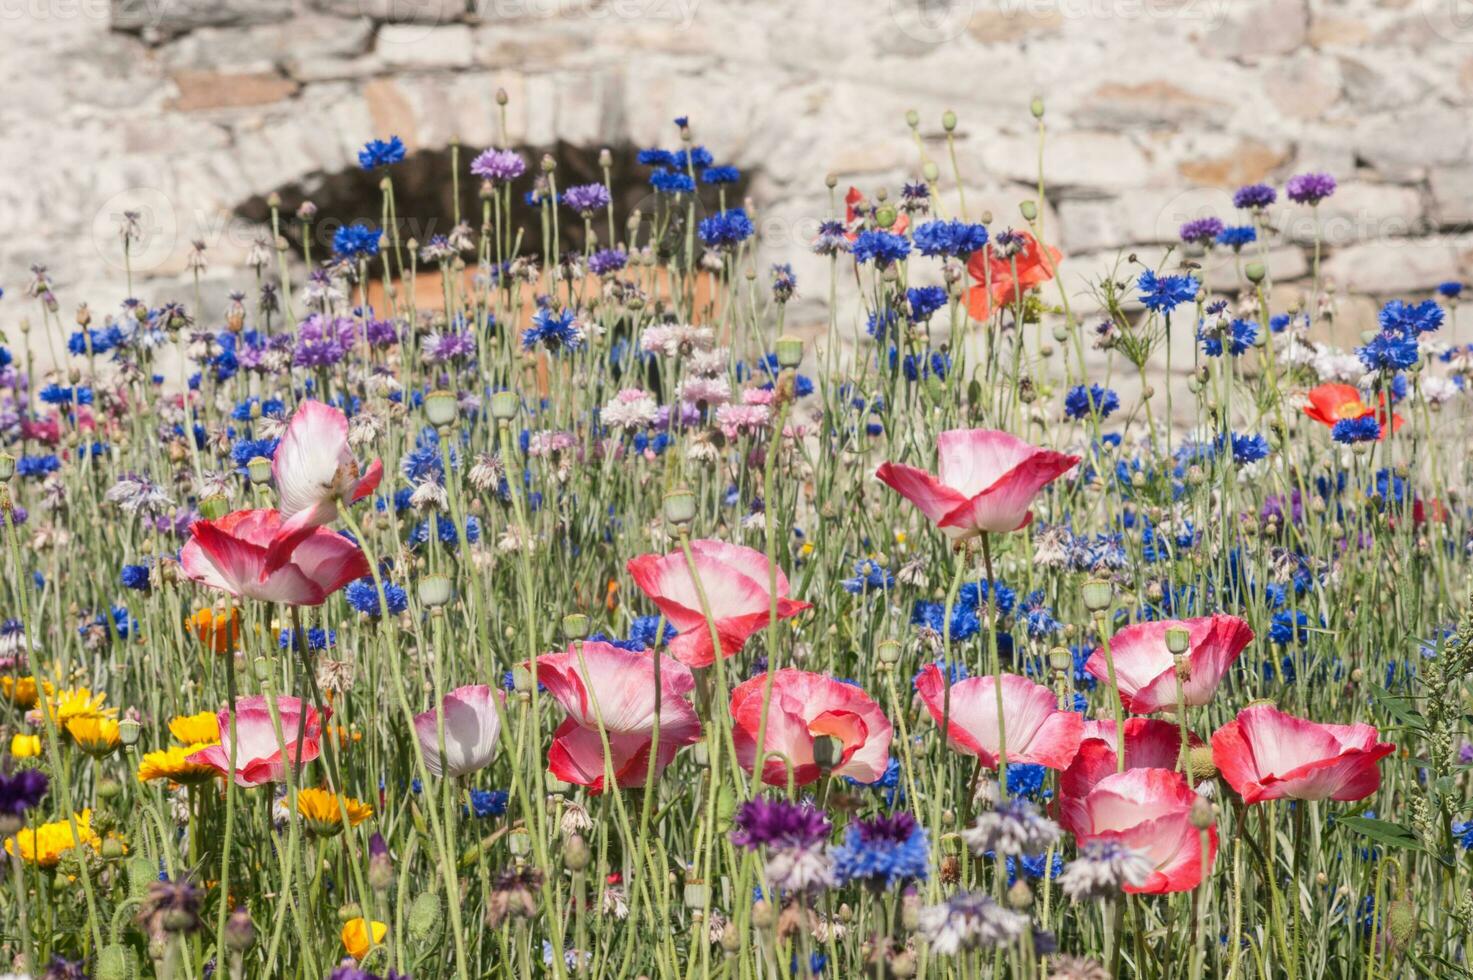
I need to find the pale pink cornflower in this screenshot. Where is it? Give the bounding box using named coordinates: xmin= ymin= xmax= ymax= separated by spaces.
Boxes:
xmin=601 ymin=389 xmax=660 ymax=431
xmin=715 ymin=403 xmax=772 ymax=440
xmin=527 ymin=431 xmax=578 ymax=458
xmin=679 ymin=376 xmax=732 ymax=407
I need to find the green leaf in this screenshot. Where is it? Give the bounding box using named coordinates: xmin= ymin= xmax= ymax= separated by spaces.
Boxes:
xmin=1336 ymin=815 xmax=1427 ymax=855
xmin=1367 ymin=688 xmax=1428 ymax=732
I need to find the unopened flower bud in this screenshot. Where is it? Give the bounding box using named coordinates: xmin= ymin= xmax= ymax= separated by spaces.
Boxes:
xmin=564 ymin=834 xmax=592 ymax=872
xmin=1007 ymin=879 xmax=1033 ymax=909
xmin=663 ymin=488 xmax=697 ymax=526
xmin=1189 ymin=797 xmax=1215 ymax=830
xmin=1081 ymin=579 xmax=1113 ymax=612
xmin=225 ymin=907 xmax=256 ymax=952
xmin=941 ymin=109 xmax=957 ymax=132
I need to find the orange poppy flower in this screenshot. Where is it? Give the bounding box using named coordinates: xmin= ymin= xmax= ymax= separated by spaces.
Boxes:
xmin=189 ymin=607 xmax=240 ymax=654
xmin=965 ymin=231 xmax=1062 ymax=320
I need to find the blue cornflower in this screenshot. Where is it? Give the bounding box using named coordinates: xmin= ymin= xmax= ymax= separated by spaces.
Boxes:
xmin=842 ymin=559 xmax=894 ymax=595
xmin=1063 ymin=384 xmax=1119 ymax=420
xmin=1269 ymin=609 xmax=1310 ymax=645
xmin=637 ymin=148 xmax=676 ymax=168
xmin=1357 ymin=334 xmax=1419 ymax=372
xmin=899 ymin=350 xmax=950 ymax=382
xmin=467 ymin=789 xmax=509 ymax=818
xmin=333 ymin=222 xmax=380 ymax=259
xmin=230 ymin=437 xmax=278 ymax=470
xmin=16 ymin=455 xmax=58 ymax=479
xmin=833 ymin=813 xmax=929 ymax=888
xmin=649 ymin=168 xmax=695 ymax=194
xmin=1439 ymin=281 xmax=1463 ymax=299
xmin=959 ymin=580 xmax=1016 ymax=615
xmin=851 ymin=231 xmax=911 ymax=268
xmin=344 ymin=577 xmax=409 ymax=617
xmin=866 ymin=308 xmax=899 ymax=343
xmin=672 ymin=146 xmax=713 ymax=169
xmin=411 ymin=515 xmax=481 ymax=548
xmin=912 ymin=219 xmax=989 ymax=258
xmin=1215 ymin=225 xmax=1257 ymax=250
xmin=358 ymin=135 xmax=406 ymax=170
xmin=1137 ymin=270 xmax=1199 ymax=314
xmin=120 ymin=564 xmax=151 ymax=591
xmin=1198 ymin=318 xmax=1257 ymax=357
xmin=521 ymin=307 xmax=582 ymax=353
xmin=697 ymin=209 xmax=755 ymax=250
xmin=1331 ymin=415 xmax=1381 ymax=444
xmin=1379 ymin=298 xmax=1443 ymax=337
xmin=627 ymin=615 xmax=676 ymax=650
xmin=1453 ymin=820 xmax=1473 ymax=850
xmin=701 ymin=165 xmax=741 ymax=184
xmin=279 ymin=627 xmax=335 ymax=651
xmin=1006 ymin=763 xmax=1047 ymax=799
xmin=1229 ymin=432 xmax=1270 ymax=464
xmin=906 ymin=285 xmax=948 ymax=323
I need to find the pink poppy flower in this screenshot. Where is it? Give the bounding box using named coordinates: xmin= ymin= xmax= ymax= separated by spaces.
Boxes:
xmin=264 ymin=400 xmax=382 ymax=574
xmin=187 ymin=695 xmax=327 ymax=787
xmin=1064 ymin=768 xmax=1217 ymax=894
xmin=875 ymin=429 xmax=1078 ymax=539
xmin=626 ymin=540 xmax=811 ymax=668
xmin=913 ymin=668 xmax=1083 ymax=769
xmin=1211 ymin=704 xmax=1394 ymax=805
xmin=414 ymin=685 xmax=503 ymax=778
xmin=181 ymin=509 xmax=369 ymax=606
xmin=1058 ymin=718 xmax=1200 ymax=833
xmin=1084 ymin=614 xmax=1253 ymax=714
xmin=729 ymin=669 xmax=892 ymax=786
xmin=530 ymin=641 xmax=701 ymax=793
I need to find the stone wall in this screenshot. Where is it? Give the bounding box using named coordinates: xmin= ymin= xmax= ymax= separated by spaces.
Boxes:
xmin=3 ymin=0 xmax=1472 ymax=347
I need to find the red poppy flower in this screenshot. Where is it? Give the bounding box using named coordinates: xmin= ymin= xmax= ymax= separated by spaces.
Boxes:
xmin=1302 ymin=384 xmax=1403 ymax=438
xmin=965 ymin=231 xmax=1062 ymax=320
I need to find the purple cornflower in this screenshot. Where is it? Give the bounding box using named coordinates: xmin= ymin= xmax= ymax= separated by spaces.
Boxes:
xmin=562 ymin=183 xmax=612 ymax=216
xmin=588 ymin=248 xmax=628 ymax=277
xmin=1233 ymin=183 xmax=1277 ymax=210
xmin=470 ymin=148 xmax=526 ymax=183
xmin=1286 ymin=172 xmax=1336 ymax=205
xmin=293 ymin=314 xmax=356 ymax=367
xmin=1179 ymin=217 xmax=1224 ymax=246
xmin=364 ymin=317 xmax=399 ymax=348
xmin=730 ymin=797 xmax=831 ymax=850
xmin=423 ymin=330 xmax=476 ymax=363
xmin=0 ymin=769 xmax=48 ymax=828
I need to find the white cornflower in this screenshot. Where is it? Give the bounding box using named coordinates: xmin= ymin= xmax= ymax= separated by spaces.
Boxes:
xmin=1057 ymin=839 xmax=1154 ymax=901
xmin=601 ymin=388 xmax=660 ymax=431
xmin=961 ymin=799 xmax=1062 ymax=858
xmin=917 ymin=891 xmax=1028 ymax=955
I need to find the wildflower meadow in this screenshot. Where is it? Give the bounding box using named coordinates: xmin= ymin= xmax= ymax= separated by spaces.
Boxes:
xmin=0 ymin=97 xmax=1468 ymax=979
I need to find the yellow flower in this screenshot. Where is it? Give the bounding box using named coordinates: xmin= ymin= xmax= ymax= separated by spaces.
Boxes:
xmin=189 ymin=607 xmax=240 ymax=654
xmin=894 ymin=530 xmax=907 ymax=546
xmin=168 ymin=711 xmax=220 ymax=745
xmin=5 ymin=810 xmax=100 ymax=867
xmin=1 ymin=675 xmax=39 ymax=708
xmin=65 ymin=716 xmax=120 ymax=756
xmin=340 ymin=917 xmax=387 ymax=960
xmin=800 ymin=541 xmax=815 ymax=557
xmin=297 ymin=787 xmax=373 ymax=836
xmin=10 ymin=733 xmax=40 ymax=758
xmin=39 ymin=687 xmax=115 ymax=728
xmin=136 ymin=744 xmax=218 ymax=786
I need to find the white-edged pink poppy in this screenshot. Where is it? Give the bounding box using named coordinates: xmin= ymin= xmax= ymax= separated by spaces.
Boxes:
xmin=263 ymin=400 xmax=382 ymax=574
xmin=187 ymin=695 xmax=327 ymax=787
xmin=414 ymin=684 xmax=503 ymax=778
xmin=1063 ymin=767 xmax=1217 ymax=894
xmin=875 ymin=429 xmax=1078 ymax=539
xmin=530 ymin=641 xmax=701 ymax=793
xmin=913 ymin=668 xmax=1083 ymax=769
xmin=1084 ymin=614 xmax=1253 ymax=714
xmin=1211 ymin=704 xmax=1394 ymax=805
xmin=626 ymin=540 xmax=811 ymax=668
xmin=181 ymin=509 xmax=369 ymax=606
xmin=1058 ymin=718 xmax=1200 ymax=833
xmin=729 ymin=669 xmax=892 ymax=787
